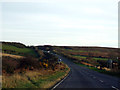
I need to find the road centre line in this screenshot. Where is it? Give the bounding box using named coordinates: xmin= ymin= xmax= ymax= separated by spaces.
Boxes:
xmin=99 ymin=80 xmax=103 ymax=82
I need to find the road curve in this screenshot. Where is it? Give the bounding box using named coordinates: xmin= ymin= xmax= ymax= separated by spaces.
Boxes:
xmin=55 ymin=55 xmax=120 ymax=89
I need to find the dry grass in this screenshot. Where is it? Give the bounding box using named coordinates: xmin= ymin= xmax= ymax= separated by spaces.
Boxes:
xmin=2 ymin=70 xmax=46 ymax=88
xmin=81 ymin=61 xmax=94 ymax=67
xmin=2 ymin=64 xmax=70 ymax=88
xmin=1 ymin=53 xmax=24 ymax=59
xmin=0 ymin=75 xmax=2 ymax=85
xmin=102 ymin=67 xmax=111 ymax=71
xmin=42 ymin=64 xmax=70 ymax=88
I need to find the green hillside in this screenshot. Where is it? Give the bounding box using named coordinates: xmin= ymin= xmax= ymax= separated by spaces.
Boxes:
xmin=2 ymin=42 xmax=37 ymax=57
xmin=2 ymin=42 xmax=69 ymax=88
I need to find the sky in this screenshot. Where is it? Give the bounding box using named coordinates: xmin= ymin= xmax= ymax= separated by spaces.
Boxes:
xmin=0 ymin=0 xmax=119 ymax=47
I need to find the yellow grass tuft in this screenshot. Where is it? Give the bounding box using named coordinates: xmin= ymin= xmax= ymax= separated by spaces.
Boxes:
xmin=1 ymin=53 xmax=24 ymax=59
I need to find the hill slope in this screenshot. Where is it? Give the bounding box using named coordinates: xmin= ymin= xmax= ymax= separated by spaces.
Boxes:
xmin=2 ymin=42 xmax=37 ymax=57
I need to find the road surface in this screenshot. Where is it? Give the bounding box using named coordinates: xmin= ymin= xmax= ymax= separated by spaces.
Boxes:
xmin=54 ymin=55 xmax=120 ymax=89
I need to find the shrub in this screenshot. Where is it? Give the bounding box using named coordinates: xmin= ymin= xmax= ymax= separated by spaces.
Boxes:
xmin=2 ymin=57 xmax=18 ymax=74
xmin=18 ymin=57 xmax=41 ymax=70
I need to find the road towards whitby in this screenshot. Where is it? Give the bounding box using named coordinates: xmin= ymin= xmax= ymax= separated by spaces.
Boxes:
xmin=54 ymin=55 xmax=120 ymax=89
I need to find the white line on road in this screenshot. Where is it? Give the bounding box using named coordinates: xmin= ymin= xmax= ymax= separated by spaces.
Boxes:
xmin=99 ymin=80 xmax=103 ymax=82
xmin=51 ymin=72 xmax=70 ymax=90
xmin=112 ymin=86 xmax=119 ymax=90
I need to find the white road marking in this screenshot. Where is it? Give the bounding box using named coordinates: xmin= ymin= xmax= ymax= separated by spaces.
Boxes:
xmin=99 ymin=80 xmax=103 ymax=82
xmin=51 ymin=72 xmax=70 ymax=90
xmin=112 ymin=86 xmax=119 ymax=90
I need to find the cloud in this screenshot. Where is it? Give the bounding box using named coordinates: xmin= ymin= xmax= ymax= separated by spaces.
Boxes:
xmin=1 ymin=1 xmax=118 ymax=47
xmin=83 ymin=8 xmax=104 ymax=14
xmin=0 ymin=0 xmax=118 ymax=3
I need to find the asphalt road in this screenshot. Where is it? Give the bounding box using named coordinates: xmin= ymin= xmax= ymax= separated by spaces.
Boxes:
xmin=54 ymin=55 xmax=120 ymax=89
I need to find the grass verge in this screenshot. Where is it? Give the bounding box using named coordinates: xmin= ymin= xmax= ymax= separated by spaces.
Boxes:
xmin=2 ymin=64 xmax=70 ymax=88
xmin=75 ymin=63 xmax=120 ymax=78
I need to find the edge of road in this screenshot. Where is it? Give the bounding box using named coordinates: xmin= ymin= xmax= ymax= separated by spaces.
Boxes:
xmin=50 ymin=68 xmax=72 ymax=90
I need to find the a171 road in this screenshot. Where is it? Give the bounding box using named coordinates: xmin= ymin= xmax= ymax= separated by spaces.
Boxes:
xmin=54 ymin=55 xmax=120 ymax=89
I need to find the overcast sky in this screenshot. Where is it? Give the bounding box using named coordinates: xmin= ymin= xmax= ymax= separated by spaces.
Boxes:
xmin=0 ymin=0 xmax=119 ymax=47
